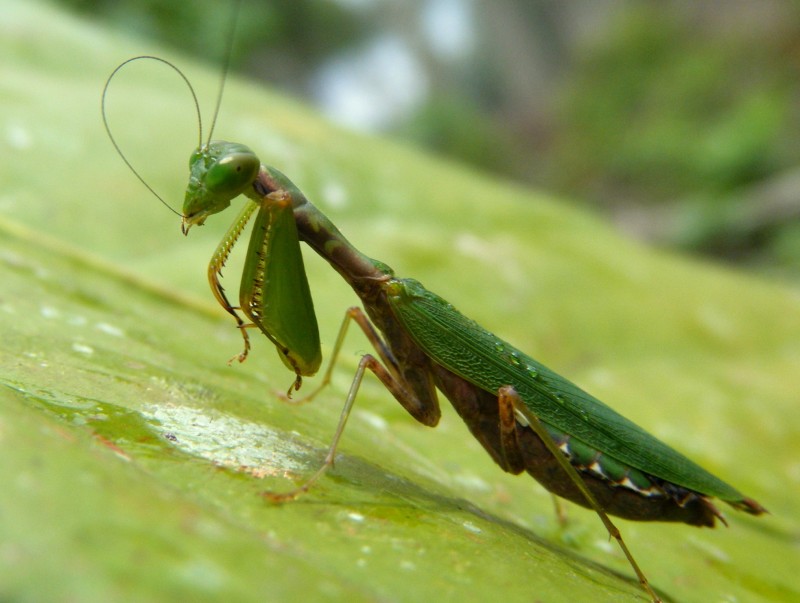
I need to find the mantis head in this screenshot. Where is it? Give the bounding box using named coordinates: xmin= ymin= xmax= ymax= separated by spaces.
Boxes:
xmin=182 ymin=141 xmax=260 ymax=234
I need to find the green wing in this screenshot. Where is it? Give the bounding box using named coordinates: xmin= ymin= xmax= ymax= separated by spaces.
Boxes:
xmin=387 ymin=278 xmax=745 ymax=502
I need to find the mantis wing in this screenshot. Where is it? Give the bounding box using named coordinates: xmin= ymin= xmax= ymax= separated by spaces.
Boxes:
xmin=388 ymin=277 xmax=746 ymax=503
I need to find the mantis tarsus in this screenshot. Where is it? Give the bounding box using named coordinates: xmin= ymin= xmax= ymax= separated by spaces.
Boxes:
xmin=102 ymin=23 xmax=766 ymax=603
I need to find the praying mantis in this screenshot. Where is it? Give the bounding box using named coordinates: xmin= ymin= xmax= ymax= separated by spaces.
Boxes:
xmin=102 ymin=13 xmax=766 ymax=603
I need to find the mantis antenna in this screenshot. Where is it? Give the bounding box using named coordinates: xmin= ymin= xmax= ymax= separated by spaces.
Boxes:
xmin=206 ymin=0 xmax=242 ymax=145
xmin=101 ymin=0 xmax=243 ymax=216
xmin=101 ymin=55 xmax=200 ymax=218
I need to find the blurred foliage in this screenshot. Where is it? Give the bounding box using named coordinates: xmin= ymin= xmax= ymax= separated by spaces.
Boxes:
xmin=544 ymin=5 xmax=800 ymax=271
xmin=55 ymin=0 xmax=800 ymax=279
xmin=549 ymin=8 xmax=794 ymax=201
xmin=401 ymin=93 xmax=525 ymax=177
xmin=57 ymin=0 xmax=367 ymax=95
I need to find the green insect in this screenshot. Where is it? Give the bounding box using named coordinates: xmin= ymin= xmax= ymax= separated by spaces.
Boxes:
xmin=102 ymin=14 xmax=766 ymax=603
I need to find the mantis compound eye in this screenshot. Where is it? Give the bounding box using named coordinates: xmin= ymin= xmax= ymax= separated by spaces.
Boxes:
xmin=205 ymin=150 xmax=260 ymax=197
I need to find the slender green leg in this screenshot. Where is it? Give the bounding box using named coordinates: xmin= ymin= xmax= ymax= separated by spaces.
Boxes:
xmin=281 ymin=306 xmax=399 ymax=406
xmin=264 ymin=352 xmax=429 ymax=502
xmin=265 ymin=307 xmax=434 ymax=501
xmin=551 ymin=495 xmax=568 ymax=526
xmin=264 ymin=352 xmax=385 ymax=502
xmin=503 ymin=386 xmax=662 ymax=603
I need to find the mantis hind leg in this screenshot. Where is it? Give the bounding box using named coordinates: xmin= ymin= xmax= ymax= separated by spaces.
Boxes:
xmin=496 ymin=386 xmax=526 ymax=473
xmin=497 ymin=390 xmax=569 ymax=525
xmin=501 ymin=385 xmax=662 ymax=603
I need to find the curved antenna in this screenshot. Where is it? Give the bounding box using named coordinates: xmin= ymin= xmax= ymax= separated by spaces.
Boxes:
xmin=101 ymin=56 xmax=202 ymax=218
xmin=206 ymin=0 xmax=243 ymax=145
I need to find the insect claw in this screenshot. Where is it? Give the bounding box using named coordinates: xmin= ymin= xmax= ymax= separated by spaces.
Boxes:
xmin=261 ymin=490 xmax=295 ymax=504
xmin=226 ymin=351 xmax=247 ymax=365
xmin=285 ymin=375 xmax=303 ymax=399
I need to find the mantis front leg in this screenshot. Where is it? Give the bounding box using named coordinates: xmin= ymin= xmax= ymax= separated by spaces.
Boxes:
xmin=207 ymin=201 xmax=260 ymax=363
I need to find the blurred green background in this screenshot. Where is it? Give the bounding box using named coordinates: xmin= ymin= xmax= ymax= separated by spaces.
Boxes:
xmin=61 ymin=0 xmax=800 ymax=279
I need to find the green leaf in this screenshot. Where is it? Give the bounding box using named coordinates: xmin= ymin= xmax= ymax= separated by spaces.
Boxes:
xmin=1 ymin=1 xmax=797 ymax=602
